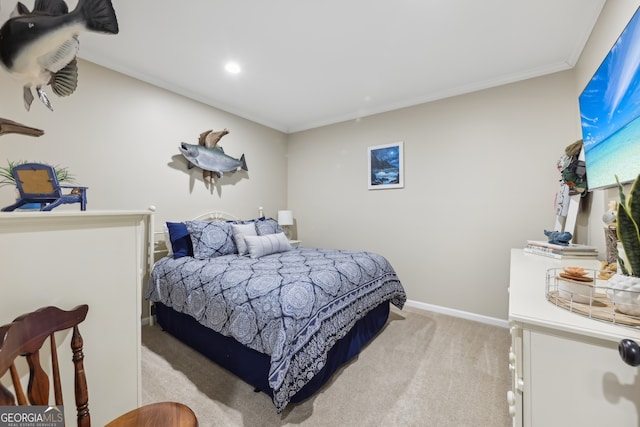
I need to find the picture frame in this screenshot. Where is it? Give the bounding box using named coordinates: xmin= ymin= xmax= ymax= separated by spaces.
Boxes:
xmin=368 ymin=141 xmax=404 ymax=190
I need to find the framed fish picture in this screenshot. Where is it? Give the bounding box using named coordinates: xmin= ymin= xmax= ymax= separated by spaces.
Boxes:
xmin=368 ymin=142 xmax=404 ymax=190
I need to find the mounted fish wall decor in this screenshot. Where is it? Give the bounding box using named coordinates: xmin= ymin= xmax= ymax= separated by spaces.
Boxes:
xmin=179 ymin=129 xmax=248 ymax=182
xmin=0 ymin=0 xmax=119 ymax=111
xmin=0 ymin=117 xmax=43 ymax=137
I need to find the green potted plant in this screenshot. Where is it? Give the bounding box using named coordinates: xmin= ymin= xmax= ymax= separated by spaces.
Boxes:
xmin=0 ymin=160 xmax=75 ymax=188
xmin=607 ymin=174 xmax=640 ymax=315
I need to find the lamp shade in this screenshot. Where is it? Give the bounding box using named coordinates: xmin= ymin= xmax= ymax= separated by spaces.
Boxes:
xmin=277 ymin=210 xmax=293 ymax=226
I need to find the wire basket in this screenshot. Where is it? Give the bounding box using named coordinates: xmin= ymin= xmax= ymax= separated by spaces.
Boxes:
xmin=546 ymin=267 xmax=640 ymax=329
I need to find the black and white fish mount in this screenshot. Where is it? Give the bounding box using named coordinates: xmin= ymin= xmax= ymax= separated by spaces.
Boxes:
xmin=0 ymin=0 xmax=119 ymax=111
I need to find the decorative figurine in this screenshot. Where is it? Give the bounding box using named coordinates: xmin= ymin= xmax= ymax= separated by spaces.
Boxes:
xmin=603 ymin=200 xmax=619 ymax=264
xmin=0 ymin=0 xmax=119 ymax=111
xmin=557 ymin=140 xmax=588 ymax=194
xmin=602 ymin=200 xmax=618 ymax=225
xmin=544 ymin=229 xmax=572 ymax=246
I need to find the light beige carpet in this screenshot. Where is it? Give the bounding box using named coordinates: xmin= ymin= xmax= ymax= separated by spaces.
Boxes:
xmin=141 ymin=306 xmax=511 ymax=427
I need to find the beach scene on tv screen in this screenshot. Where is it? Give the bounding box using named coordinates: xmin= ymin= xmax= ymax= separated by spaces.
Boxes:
xmin=580 ymin=8 xmax=640 ymax=190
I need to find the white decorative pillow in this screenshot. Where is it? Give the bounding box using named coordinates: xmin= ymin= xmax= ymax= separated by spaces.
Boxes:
xmin=231 ymin=223 xmax=258 ymax=255
xmin=244 ymin=232 xmax=291 ymax=259
xmin=163 ymin=224 xmax=173 ymax=257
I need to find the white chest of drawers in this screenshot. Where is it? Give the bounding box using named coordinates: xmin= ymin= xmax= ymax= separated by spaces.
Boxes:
xmin=508 ymin=248 xmax=640 ymax=426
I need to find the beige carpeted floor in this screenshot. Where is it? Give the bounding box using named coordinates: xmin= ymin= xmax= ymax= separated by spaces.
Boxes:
xmin=141 ymin=306 xmax=511 ymax=427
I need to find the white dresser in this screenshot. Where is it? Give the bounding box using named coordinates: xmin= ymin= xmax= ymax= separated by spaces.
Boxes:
xmin=508 ymin=248 xmax=640 ymax=426
xmin=0 ymin=210 xmax=152 ymax=426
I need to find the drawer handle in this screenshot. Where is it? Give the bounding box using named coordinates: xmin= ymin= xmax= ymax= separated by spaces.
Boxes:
xmin=619 ymin=339 xmax=640 ymax=366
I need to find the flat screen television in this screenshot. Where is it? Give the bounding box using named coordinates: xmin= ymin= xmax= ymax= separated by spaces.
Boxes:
xmin=579 ymin=7 xmax=640 ymax=190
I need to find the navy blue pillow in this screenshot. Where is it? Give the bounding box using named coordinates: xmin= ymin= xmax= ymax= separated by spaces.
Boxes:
xmin=166 ymin=222 xmax=193 ymax=259
xmin=255 ymin=217 xmax=283 ymax=236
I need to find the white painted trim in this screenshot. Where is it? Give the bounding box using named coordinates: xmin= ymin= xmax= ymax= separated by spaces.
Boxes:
xmin=405 ymin=299 xmax=509 ymax=329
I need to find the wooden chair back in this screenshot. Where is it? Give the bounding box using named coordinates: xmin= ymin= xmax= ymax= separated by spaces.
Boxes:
xmin=0 ymin=305 xmax=90 ymax=426
xmin=0 ymin=305 xmax=198 ymax=427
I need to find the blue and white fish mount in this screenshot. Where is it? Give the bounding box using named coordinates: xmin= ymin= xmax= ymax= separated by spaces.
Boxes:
xmin=0 ymin=0 xmax=119 ymax=111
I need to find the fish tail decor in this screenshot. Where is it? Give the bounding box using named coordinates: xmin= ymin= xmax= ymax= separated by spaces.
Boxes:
xmin=0 ymin=0 xmax=119 ymax=111
xmin=0 ymin=117 xmax=44 ymax=137
xmin=76 ymin=0 xmax=120 ymax=34
xmin=199 ymin=128 xmax=229 ymax=182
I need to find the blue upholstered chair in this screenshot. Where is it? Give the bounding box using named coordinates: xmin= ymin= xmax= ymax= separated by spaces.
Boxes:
xmin=1 ymin=163 xmax=87 ymax=212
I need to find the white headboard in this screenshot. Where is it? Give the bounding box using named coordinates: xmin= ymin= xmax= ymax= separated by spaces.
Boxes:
xmin=192 ymin=211 xmax=239 ymax=222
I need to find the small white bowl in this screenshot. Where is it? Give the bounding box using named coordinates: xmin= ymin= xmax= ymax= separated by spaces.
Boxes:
xmin=558 ymin=277 xmax=593 ymax=304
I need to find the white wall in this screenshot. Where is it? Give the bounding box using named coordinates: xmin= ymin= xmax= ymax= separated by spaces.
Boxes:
xmin=288 ymin=71 xmax=581 ymax=320
xmin=0 ymin=60 xmax=289 ymax=224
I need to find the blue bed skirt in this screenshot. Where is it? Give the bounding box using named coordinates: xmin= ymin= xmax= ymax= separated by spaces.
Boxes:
xmin=154 ymin=301 xmax=390 ymax=405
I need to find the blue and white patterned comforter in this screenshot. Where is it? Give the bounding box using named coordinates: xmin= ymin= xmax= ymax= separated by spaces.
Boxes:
xmin=145 ymin=247 xmax=406 ymax=411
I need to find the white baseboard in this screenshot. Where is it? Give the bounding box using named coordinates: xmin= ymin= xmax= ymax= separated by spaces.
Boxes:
xmin=404 ymin=299 xmax=509 ymax=329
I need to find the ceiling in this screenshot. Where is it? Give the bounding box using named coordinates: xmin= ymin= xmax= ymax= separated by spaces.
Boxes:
xmin=2 ymin=0 xmax=608 ymax=133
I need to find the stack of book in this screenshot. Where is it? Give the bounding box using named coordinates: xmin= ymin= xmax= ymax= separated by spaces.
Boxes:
xmin=524 ymin=240 xmax=599 ymax=259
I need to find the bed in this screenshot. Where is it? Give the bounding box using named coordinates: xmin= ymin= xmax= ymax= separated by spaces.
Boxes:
xmin=144 ymin=211 xmax=406 ymax=412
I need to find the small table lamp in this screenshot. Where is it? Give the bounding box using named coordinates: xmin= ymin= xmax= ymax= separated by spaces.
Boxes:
xmin=278 ymin=210 xmax=294 ymax=239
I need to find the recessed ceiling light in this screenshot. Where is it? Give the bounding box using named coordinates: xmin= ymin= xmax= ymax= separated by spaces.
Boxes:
xmin=225 ymin=62 xmax=241 ymax=74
